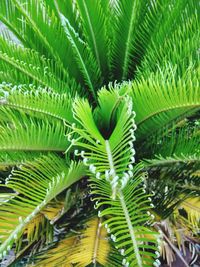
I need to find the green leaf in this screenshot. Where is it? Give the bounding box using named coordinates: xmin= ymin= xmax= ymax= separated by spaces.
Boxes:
xmin=130 ymin=64 xmax=200 ymax=140
xmin=76 ymin=0 xmax=109 ymax=80
xmin=0 ymin=37 xmax=76 ymax=93
xmin=54 ymin=0 xmax=101 ymax=100
xmin=0 ymin=84 xmax=74 ymax=123
xmin=69 ymin=90 xmax=158 ymax=266
xmin=91 ymin=168 xmax=158 ymax=267
xmin=0 ymin=154 xmax=86 ymax=259
xmin=0 ymin=108 xmax=68 ymax=152
xmin=143 ymin=125 xmax=200 ymax=168
xmin=111 ymin=0 xmax=148 ymax=80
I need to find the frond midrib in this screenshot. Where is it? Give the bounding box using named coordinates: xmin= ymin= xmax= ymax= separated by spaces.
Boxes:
xmin=137 ymin=104 xmax=200 ymax=126
xmin=1 ymin=102 xmax=66 ymax=122
xmin=119 ymin=190 xmax=143 ymax=267
xmin=144 ymin=157 xmax=200 ymax=168
xmin=0 ymin=53 xmax=51 ymax=89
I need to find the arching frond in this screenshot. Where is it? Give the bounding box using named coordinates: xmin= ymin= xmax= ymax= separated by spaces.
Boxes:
xmin=30 ymin=217 xmax=123 ymax=267
xmin=130 ymin=64 xmax=200 ymax=140
xmin=0 ymin=108 xmax=68 ymax=152
xmin=0 ymin=37 xmax=76 ymax=93
xmin=143 ymin=125 xmax=200 ymax=168
xmin=1 ymin=0 xmax=67 ymax=71
xmin=137 ymin=0 xmax=198 ymax=78
xmin=178 ymin=196 xmax=200 ymax=231
xmin=0 ymin=151 xmax=42 ymax=171
xmin=0 ymin=154 xmax=86 ymax=258
xmin=91 ymin=171 xmax=158 ymax=267
xmin=111 ymin=0 xmax=148 ymax=80
xmin=0 ymin=84 xmax=74 ymax=123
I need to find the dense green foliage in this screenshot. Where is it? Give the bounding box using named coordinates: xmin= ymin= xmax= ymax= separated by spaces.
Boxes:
xmin=0 ymin=0 xmax=199 ymax=266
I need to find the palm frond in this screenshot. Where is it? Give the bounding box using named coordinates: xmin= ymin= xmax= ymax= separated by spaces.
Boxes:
xmin=137 ymin=0 xmax=198 ymax=77
xmin=76 ymin=0 xmax=109 ymax=81
xmin=0 ymin=151 xmax=42 ymax=171
xmin=54 ymin=0 xmax=101 ymax=100
xmin=0 ymin=84 xmax=74 ymax=123
xmin=0 ymin=108 xmax=68 ymax=152
xmin=0 ymin=37 xmax=76 ymax=93
xmin=2 ymin=0 xmax=69 ymax=72
xmin=130 ymin=64 xmax=200 ymax=140
xmin=91 ymin=170 xmax=158 ymax=267
xmin=0 ymin=154 xmax=86 ymax=258
xmin=178 ymin=196 xmax=200 ymax=231
xmin=67 ymin=91 xmax=159 ymax=266
xmin=111 ymin=0 xmax=147 ymax=80
xmin=143 ymin=125 xmax=200 ymax=168
xmin=30 ymin=217 xmax=122 ymax=267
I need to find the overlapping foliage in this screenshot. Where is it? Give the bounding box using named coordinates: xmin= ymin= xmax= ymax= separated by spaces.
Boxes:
xmin=0 ymin=0 xmax=199 ymax=266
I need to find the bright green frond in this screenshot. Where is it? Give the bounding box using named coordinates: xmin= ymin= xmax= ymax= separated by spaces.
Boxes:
xmin=0 ymin=154 xmax=86 ymax=258
xmin=55 ymin=1 xmax=101 ymax=100
xmin=76 ymin=0 xmax=109 ymax=80
xmin=0 ymin=84 xmax=74 ymax=123
xmin=137 ymin=0 xmax=198 ymax=77
xmin=91 ymin=169 xmax=158 ymax=267
xmin=130 ymin=65 xmax=200 ymax=140
xmin=0 ymin=37 xmax=75 ymax=93
xmin=0 ymin=0 xmax=68 ymax=72
xmin=0 ymin=109 xmax=68 ymax=152
xmin=111 ymin=0 xmax=149 ymax=80
xmin=68 ymin=92 xmax=159 ymax=266
xmin=0 ymin=151 xmax=42 ymax=171
xmin=143 ymin=125 xmax=200 ymax=168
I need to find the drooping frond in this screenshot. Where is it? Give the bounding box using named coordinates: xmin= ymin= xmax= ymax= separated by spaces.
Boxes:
xmin=143 ymin=125 xmax=200 ymax=168
xmin=178 ymin=196 xmax=200 ymax=231
xmin=0 ymin=108 xmax=68 ymax=152
xmin=0 ymin=84 xmax=74 ymax=123
xmin=0 ymin=37 xmax=76 ymax=93
xmin=68 ymin=90 xmax=159 ymax=266
xmin=0 ymin=151 xmax=42 ymax=171
xmin=130 ymin=64 xmax=200 ymax=140
xmin=0 ymin=154 xmax=86 ymax=258
xmin=30 ymin=217 xmax=122 ymax=267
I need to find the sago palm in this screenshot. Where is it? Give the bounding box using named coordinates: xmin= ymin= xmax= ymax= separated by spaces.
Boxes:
xmin=0 ymin=0 xmax=199 ymax=266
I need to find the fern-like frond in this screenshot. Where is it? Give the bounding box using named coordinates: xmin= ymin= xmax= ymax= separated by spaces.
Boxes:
xmin=0 ymin=37 xmax=75 ymax=93
xmin=68 ymin=90 xmax=159 ymax=266
xmin=30 ymin=217 xmax=123 ymax=267
xmin=0 ymin=154 xmax=86 ymax=259
xmin=54 ymin=1 xmax=101 ymax=100
xmin=1 ymin=0 xmax=69 ymax=75
xmin=137 ymin=0 xmax=198 ymax=78
xmin=130 ymin=64 xmax=200 ymax=140
xmin=143 ymin=125 xmax=200 ymax=168
xmin=178 ymin=196 xmax=200 ymax=231
xmin=0 ymin=84 xmax=74 ymax=123
xmin=111 ymin=0 xmax=149 ymax=80
xmin=0 ymin=108 xmax=68 ymax=152
xmin=76 ymin=0 xmax=109 ymax=80
xmin=91 ymin=170 xmax=158 ymax=267
xmin=0 ymin=151 xmax=42 ymax=171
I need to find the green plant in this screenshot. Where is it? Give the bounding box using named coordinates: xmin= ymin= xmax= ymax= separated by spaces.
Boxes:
xmin=0 ymin=0 xmax=199 ymax=266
